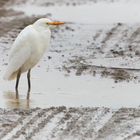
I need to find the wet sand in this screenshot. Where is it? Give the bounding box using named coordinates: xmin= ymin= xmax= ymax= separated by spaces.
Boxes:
xmin=1 ymin=0 xmax=140 ymax=139
xmin=1 ymin=107 xmax=140 ymax=140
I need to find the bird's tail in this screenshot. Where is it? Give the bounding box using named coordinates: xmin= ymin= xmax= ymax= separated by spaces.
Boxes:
xmin=3 ymin=70 xmax=18 ymax=80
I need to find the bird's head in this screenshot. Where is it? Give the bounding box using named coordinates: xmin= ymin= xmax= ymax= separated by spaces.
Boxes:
xmin=33 ymin=18 xmax=64 ymax=29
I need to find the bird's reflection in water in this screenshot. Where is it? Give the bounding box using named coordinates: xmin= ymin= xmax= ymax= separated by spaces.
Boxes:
xmin=4 ymin=91 xmax=30 ymax=109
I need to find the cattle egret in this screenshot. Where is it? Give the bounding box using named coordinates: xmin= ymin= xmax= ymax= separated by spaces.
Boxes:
xmin=3 ymin=18 xmax=64 ymax=99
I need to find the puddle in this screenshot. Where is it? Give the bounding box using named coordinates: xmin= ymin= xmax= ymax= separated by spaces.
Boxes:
xmin=1 ymin=70 xmax=140 ymax=109
xmin=10 ymin=3 xmax=140 ymax=24
xmin=4 ymin=91 xmax=30 ymax=109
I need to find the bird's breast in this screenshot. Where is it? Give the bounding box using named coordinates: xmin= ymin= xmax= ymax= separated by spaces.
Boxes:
xmin=21 ymin=30 xmax=51 ymax=72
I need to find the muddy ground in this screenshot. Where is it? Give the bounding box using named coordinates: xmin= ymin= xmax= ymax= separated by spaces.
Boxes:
xmin=1 ymin=107 xmax=140 ymax=140
xmin=1 ymin=0 xmax=140 ymax=82
xmin=1 ymin=0 xmax=140 ymax=140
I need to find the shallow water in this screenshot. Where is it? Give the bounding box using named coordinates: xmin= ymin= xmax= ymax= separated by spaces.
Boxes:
xmin=11 ymin=3 xmax=140 ymax=24
xmin=1 ymin=69 xmax=140 ymax=109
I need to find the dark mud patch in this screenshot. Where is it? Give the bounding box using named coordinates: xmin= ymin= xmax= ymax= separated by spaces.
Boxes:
xmin=63 ymin=57 xmax=138 ymax=82
xmin=0 ymin=0 xmax=11 ymax=7
xmin=0 ymin=16 xmax=40 ymax=37
xmin=0 ymin=9 xmax=22 ymax=17
xmin=101 ymin=69 xmax=132 ymax=82
xmin=4 ymin=0 xmax=134 ymax=7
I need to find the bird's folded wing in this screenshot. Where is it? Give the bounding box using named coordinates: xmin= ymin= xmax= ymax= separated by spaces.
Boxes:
xmin=3 ymin=26 xmax=34 ymax=80
xmin=3 ymin=46 xmax=31 ymax=80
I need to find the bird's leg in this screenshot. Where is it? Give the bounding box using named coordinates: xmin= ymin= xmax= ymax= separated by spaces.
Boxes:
xmin=15 ymin=70 xmax=21 ymax=99
xmin=27 ymin=69 xmax=31 ymax=99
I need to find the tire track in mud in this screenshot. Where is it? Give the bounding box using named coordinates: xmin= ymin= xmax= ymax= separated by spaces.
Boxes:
xmin=25 ymin=107 xmax=66 ymax=140
xmin=59 ymin=108 xmax=114 ymax=139
xmin=11 ymin=108 xmax=58 ymax=140
xmin=99 ymin=23 xmax=125 ymax=57
xmin=115 ymin=25 xmax=140 ymax=57
xmin=35 ymin=108 xmax=114 ymax=140
xmin=85 ymin=108 xmax=115 ymax=139
xmin=32 ymin=108 xmax=68 ymax=140
xmin=0 ymin=109 xmax=36 ymax=139
xmin=0 ymin=110 xmax=21 ymax=139
xmin=128 ymin=27 xmax=140 ymax=44
xmin=96 ymin=24 xmax=140 ymax=58
xmin=1 ymin=108 xmax=41 ymax=140
xmin=124 ymin=131 xmax=140 ymax=140
xmin=101 ymin=23 xmax=122 ymax=46
xmin=93 ymin=30 xmax=103 ymax=41
xmin=45 ymin=107 xmax=80 ymax=139
xmin=96 ymin=108 xmax=140 ymax=140
xmin=45 ymin=107 xmax=84 ymax=139
xmin=57 ymin=107 xmax=88 ymax=139
xmin=1 ymin=107 xmax=140 ymax=140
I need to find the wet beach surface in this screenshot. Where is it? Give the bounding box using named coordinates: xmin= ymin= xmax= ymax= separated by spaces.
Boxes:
xmin=1 ymin=0 xmax=140 ymax=139
xmin=1 ymin=107 xmax=140 ymax=140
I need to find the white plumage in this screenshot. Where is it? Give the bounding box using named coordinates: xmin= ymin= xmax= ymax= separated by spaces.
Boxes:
xmin=4 ymin=18 xmax=52 ymax=80
xmin=3 ymin=18 xmax=64 ymax=98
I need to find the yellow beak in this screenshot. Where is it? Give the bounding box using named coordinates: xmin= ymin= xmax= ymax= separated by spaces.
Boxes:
xmin=48 ymin=21 xmax=65 ymax=25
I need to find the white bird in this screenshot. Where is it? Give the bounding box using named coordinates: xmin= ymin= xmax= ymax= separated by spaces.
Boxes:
xmin=3 ymin=18 xmax=64 ymax=99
